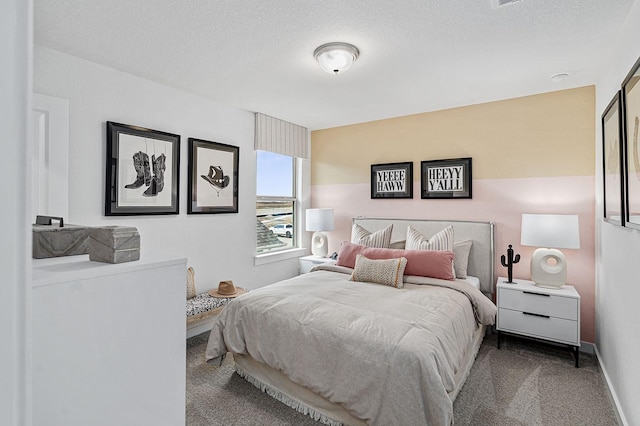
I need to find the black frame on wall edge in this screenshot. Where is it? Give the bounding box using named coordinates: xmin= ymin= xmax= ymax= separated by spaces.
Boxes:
xmin=622 ymin=55 xmax=640 ymax=230
xmin=602 ymin=90 xmax=625 ymax=226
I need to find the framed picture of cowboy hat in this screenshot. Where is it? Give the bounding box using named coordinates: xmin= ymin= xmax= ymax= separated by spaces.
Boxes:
xmin=187 ymin=138 xmax=239 ymax=214
xmin=105 ymin=121 xmax=180 ymax=216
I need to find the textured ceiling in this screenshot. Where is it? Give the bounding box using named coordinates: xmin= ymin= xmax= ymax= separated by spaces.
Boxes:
xmin=34 ymin=0 xmax=634 ymax=130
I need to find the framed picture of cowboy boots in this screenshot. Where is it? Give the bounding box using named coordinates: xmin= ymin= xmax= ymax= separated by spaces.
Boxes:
xmin=105 ymin=121 xmax=180 ymax=215
xmin=187 ymin=138 xmax=239 ymax=214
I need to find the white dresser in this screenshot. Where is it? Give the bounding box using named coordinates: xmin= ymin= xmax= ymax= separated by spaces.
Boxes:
xmin=32 ymin=254 xmax=187 ymax=426
xmin=496 ymin=276 xmax=581 ymax=367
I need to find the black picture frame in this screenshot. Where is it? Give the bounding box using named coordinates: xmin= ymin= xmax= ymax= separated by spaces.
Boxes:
xmin=105 ymin=121 xmax=180 ymax=216
xmin=623 ymin=56 xmax=640 ymax=230
xmin=602 ymin=91 xmax=625 ymax=226
xmin=187 ymin=138 xmax=239 ymax=214
xmin=420 ymin=157 xmax=472 ymax=199
xmin=370 ymin=162 xmax=413 ymax=199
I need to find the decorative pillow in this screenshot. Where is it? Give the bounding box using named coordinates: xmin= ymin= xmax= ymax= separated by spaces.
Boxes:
xmin=186 ymin=267 xmax=196 ymax=299
xmin=453 ymin=240 xmax=473 ymax=279
xmin=405 ymin=225 xmax=454 ymax=251
xmin=337 ymin=241 xmax=367 ymax=268
xmin=338 ymin=243 xmax=455 ymax=280
xmin=362 ymin=247 xmax=455 ymax=280
xmin=390 ymin=240 xmax=406 ymax=250
xmin=351 ymin=224 xmax=393 ymax=248
xmin=350 ymin=254 xmax=407 ymax=288
xmin=405 ymin=225 xmax=456 ymax=277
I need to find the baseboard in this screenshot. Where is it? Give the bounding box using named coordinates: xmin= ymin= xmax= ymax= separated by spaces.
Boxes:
xmin=579 ymin=341 xmax=595 ymax=354
xmin=594 ymin=345 xmax=629 ymax=426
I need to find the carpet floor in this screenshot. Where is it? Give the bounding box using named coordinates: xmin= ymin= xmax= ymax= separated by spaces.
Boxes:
xmin=186 ymin=332 xmax=619 ymax=425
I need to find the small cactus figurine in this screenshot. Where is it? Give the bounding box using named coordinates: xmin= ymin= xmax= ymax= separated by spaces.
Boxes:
xmin=500 ymin=244 xmax=520 ymax=284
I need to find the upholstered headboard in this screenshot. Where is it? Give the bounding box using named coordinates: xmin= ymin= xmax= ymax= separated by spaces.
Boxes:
xmin=352 ymin=217 xmax=495 ymax=296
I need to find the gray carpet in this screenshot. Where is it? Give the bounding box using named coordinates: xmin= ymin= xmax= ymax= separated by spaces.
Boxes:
xmin=186 ymin=332 xmax=619 ymax=425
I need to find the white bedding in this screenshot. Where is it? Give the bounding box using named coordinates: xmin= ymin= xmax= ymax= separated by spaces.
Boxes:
xmin=206 ymin=265 xmax=496 ymax=425
xmin=462 ymin=275 xmax=480 ymax=289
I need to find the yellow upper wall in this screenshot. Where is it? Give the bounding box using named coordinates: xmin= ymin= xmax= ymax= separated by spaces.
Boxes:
xmin=311 ymin=86 xmax=595 ymax=185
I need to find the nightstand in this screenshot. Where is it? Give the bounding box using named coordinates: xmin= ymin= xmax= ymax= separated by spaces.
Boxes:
xmin=496 ymin=277 xmax=581 ymax=367
xmin=299 ymin=255 xmax=336 ymax=274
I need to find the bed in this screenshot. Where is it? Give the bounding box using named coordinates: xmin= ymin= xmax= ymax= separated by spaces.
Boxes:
xmin=206 ymin=218 xmax=497 ymax=426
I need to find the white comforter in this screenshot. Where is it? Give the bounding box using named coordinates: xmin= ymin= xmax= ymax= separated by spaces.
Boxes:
xmin=205 ymin=265 xmax=497 ymax=426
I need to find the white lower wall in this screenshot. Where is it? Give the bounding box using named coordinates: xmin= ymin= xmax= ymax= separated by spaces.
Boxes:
xmin=34 ymin=46 xmax=306 ymax=294
xmin=595 ymin=2 xmax=640 ymax=425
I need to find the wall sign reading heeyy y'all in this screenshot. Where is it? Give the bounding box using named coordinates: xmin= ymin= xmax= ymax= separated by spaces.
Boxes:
xmin=421 ymin=157 xmax=472 ymax=199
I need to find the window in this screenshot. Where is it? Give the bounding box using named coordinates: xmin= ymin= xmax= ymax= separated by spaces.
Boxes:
xmin=256 ymin=150 xmax=297 ymax=253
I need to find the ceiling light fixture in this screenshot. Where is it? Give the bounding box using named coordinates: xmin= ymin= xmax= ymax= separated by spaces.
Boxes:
xmin=491 ymin=0 xmax=523 ymax=9
xmin=314 ymin=42 xmax=359 ymax=75
xmin=550 ymin=73 xmax=569 ymax=83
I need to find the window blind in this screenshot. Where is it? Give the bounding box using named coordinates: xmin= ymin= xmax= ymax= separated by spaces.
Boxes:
xmin=255 ymin=113 xmax=308 ymax=159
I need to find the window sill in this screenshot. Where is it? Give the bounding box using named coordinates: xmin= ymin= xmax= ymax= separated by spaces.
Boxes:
xmin=254 ymin=248 xmax=306 ymax=266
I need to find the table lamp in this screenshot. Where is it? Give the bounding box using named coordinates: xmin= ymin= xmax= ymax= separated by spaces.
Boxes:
xmin=306 ymin=208 xmax=334 ymax=257
xmin=520 ymin=214 xmax=580 ymax=288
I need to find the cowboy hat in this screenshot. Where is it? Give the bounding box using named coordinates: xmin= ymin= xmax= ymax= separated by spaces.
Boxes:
xmin=201 ymin=165 xmax=230 ymax=190
xmin=208 ymin=280 xmax=246 ymax=298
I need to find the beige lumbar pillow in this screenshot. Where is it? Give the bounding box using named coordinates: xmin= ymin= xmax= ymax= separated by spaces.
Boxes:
xmin=350 ymin=254 xmax=407 ymax=288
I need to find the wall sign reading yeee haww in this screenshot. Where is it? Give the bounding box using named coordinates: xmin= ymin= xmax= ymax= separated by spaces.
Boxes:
xmin=370 ymin=162 xmax=413 ymax=199
xmin=421 ymin=157 xmax=472 ymax=199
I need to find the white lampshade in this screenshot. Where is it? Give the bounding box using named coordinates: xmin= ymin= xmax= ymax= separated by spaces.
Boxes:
xmin=314 ymin=42 xmax=359 ymax=74
xmin=306 ymin=208 xmax=334 ymax=257
xmin=521 ymin=214 xmax=580 ymax=249
xmin=521 ymin=214 xmax=580 ymax=288
xmin=305 ymin=208 xmax=335 ymax=232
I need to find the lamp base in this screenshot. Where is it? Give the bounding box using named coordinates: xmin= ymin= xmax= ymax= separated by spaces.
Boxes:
xmin=311 ymin=231 xmax=329 ymax=258
xmin=530 ymin=247 xmax=567 ymax=288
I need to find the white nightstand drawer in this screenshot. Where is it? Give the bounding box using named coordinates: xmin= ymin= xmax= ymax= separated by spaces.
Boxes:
xmin=498 ymin=308 xmax=579 ymax=345
xmin=498 ymin=287 xmax=578 ymax=321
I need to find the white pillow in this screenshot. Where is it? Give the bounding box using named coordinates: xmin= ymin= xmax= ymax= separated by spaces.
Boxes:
xmin=405 ymin=225 xmax=454 ymax=251
xmin=351 ymin=224 xmax=393 ymax=248
xmin=390 ymin=240 xmax=406 ymax=249
xmin=350 ymin=254 xmax=407 ymax=288
xmin=453 ymin=240 xmax=473 ymax=279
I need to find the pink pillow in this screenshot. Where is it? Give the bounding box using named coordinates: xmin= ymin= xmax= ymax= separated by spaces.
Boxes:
xmin=362 ymin=247 xmax=455 ymax=280
xmin=337 ymin=242 xmax=455 ymax=280
xmin=337 ymin=242 xmax=367 ymax=268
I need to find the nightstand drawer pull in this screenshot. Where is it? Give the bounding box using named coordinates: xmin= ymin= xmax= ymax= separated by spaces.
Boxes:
xmin=523 ymin=291 xmax=550 ymax=297
xmin=523 ymin=311 xmax=550 ymax=319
